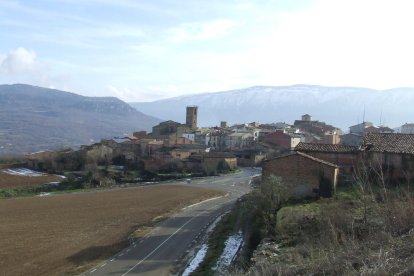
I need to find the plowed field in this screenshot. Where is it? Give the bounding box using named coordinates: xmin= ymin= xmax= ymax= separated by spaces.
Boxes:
xmin=0 ymin=171 xmax=63 ymax=188
xmin=0 ymin=185 xmax=222 ymax=275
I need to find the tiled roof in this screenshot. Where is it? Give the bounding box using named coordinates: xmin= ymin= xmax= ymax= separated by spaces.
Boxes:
xmin=174 ymin=144 xmax=206 ymax=150
xmin=264 ymin=151 xmax=338 ymax=168
xmin=294 ymin=142 xmax=358 ymax=153
xmin=205 ymin=152 xmax=236 ymax=158
xmin=363 ymin=133 xmax=414 ymax=154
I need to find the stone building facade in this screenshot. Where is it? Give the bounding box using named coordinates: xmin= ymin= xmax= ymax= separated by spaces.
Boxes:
xmin=262 ymin=152 xmax=339 ymax=199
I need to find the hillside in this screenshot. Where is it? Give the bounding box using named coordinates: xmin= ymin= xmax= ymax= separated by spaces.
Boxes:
xmin=0 ymin=84 xmax=160 ymax=155
xmin=130 ymin=85 xmax=414 ymax=130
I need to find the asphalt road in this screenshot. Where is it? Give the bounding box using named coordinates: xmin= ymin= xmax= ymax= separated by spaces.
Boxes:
xmin=82 ymin=167 xmax=260 ymax=276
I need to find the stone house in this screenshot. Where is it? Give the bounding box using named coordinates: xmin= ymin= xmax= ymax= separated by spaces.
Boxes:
xmin=225 ymin=132 xmax=255 ymax=150
xmin=207 ymin=128 xmax=229 ymax=151
xmin=233 ymin=149 xmax=266 ymax=166
xmin=294 ymin=114 xmax=338 ymax=138
xmin=188 ymin=152 xmax=237 ymax=175
xmin=295 ymin=133 xmax=414 ymax=185
xmin=340 ymin=133 xmax=363 ymax=146
xmin=138 ymin=139 xmax=164 ymax=158
xmin=80 ymin=142 xmax=114 ymax=165
xmin=165 ymin=136 xmax=194 ymax=146
xmin=362 ymin=133 xmax=414 ymax=183
xmin=349 ymin=122 xmax=374 ymax=135
xmin=151 ymin=120 xmax=190 ymax=140
xmin=294 ymin=142 xmax=359 ymax=174
xmin=262 ymin=151 xmax=339 ymax=199
xmin=182 ymin=132 xmax=196 ymax=142
xmin=168 ymin=144 xmax=206 ymax=160
xmin=322 ymin=130 xmax=341 ymax=144
xmin=201 ymin=152 xmax=237 ymax=175
xmin=263 ymin=131 xmax=302 ymax=150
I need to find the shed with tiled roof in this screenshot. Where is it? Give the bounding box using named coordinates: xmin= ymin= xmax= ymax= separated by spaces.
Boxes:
xmin=363 ymin=133 xmax=414 ymax=154
xmin=262 ymin=152 xmax=338 ymax=198
xmin=294 ymin=142 xmax=359 ymax=174
xmin=361 ymin=133 xmax=414 ymax=184
xmin=295 ymin=142 xmax=358 ymax=153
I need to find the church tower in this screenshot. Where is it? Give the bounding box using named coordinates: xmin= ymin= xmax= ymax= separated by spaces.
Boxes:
xmin=186 ymin=106 xmax=198 ymax=130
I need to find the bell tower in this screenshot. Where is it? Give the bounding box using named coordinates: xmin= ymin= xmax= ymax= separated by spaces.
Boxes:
xmin=186 ymin=106 xmax=198 ymax=130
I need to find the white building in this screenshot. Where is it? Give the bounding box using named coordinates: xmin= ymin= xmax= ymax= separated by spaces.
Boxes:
xmin=182 ymin=133 xmax=195 ymax=142
xmin=401 ymin=123 xmax=414 ymax=134
xmin=225 ymin=132 xmax=254 ymax=150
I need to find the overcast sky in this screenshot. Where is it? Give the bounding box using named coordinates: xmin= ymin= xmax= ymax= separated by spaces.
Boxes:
xmin=1 ymin=0 xmax=413 ymax=102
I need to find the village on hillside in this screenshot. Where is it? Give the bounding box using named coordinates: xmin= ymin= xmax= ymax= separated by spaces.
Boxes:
xmin=3 ymin=106 xmax=414 ymax=275
xmin=23 ymin=105 xmax=414 ymax=198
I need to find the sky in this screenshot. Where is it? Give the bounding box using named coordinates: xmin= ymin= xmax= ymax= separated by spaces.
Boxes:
xmin=1 ymin=0 xmax=414 ymax=102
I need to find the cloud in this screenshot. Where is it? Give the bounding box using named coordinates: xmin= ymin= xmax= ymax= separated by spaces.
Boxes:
xmin=107 ymin=85 xmax=178 ymax=102
xmin=0 ymin=47 xmax=37 ymax=74
xmin=169 ymin=19 xmax=237 ymax=42
xmin=0 ymin=47 xmax=73 ymax=91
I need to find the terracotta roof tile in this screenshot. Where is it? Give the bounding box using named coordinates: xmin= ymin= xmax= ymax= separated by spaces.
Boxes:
xmin=294 ymin=142 xmax=358 ymax=153
xmin=363 ymin=133 xmax=414 ymax=154
xmin=264 ymin=151 xmax=338 ymax=167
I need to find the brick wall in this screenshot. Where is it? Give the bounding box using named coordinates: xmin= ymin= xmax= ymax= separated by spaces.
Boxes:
xmin=262 ymin=153 xmax=338 ymax=198
xmin=301 ymin=152 xmax=358 ymax=174
xmin=263 ymin=131 xmax=291 ymax=149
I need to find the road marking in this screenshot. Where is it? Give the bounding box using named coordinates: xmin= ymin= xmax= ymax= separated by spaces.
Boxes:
xmin=101 ymin=263 xmax=107 ymax=267
xmin=121 ymin=204 xmax=219 ymax=276
xmin=82 ymin=170 xmax=251 ymax=276
xmin=182 ymin=195 xmax=223 ymax=210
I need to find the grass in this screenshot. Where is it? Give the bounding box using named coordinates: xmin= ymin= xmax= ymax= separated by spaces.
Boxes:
xmin=246 ymin=183 xmax=414 ymax=275
xmin=192 ymin=210 xmax=239 ymax=276
xmin=192 ymin=192 xmax=265 ymax=275
xmin=0 ymin=179 xmax=86 ymax=199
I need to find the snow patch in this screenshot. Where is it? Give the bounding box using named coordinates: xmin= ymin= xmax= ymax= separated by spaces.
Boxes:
xmin=2 ymin=168 xmax=66 ymax=179
xmin=182 ymin=244 xmax=208 ymax=276
xmin=3 ymin=168 xmax=46 ymax=177
xmin=213 ymin=231 xmax=243 ymax=272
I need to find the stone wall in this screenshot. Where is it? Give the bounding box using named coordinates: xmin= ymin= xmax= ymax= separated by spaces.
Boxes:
xmin=262 ymin=153 xmax=338 ymax=198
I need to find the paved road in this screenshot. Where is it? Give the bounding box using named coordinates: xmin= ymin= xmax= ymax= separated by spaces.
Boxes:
xmin=82 ymin=167 xmax=259 ymax=276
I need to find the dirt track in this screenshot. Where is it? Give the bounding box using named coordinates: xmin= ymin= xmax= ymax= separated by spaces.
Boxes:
xmin=0 ymin=171 xmax=63 ymax=188
xmin=0 ymin=185 xmax=222 ymax=275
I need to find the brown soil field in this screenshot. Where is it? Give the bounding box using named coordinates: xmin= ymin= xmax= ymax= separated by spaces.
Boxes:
xmin=0 ymin=171 xmax=63 ymax=189
xmin=0 ymin=185 xmax=222 ymax=275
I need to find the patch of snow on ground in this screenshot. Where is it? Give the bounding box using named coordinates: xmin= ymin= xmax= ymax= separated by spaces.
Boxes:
xmin=213 ymin=231 xmax=243 ymax=272
xmin=2 ymin=168 xmax=65 ymax=179
xmin=3 ymin=168 xmax=46 ymax=177
xmin=182 ymin=244 xmax=208 ymax=276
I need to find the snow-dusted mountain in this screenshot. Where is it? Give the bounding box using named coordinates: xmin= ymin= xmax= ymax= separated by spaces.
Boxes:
xmin=130 ymin=85 xmax=414 ymax=131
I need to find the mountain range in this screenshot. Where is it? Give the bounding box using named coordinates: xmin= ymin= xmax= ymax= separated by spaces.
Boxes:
xmin=2 ymin=84 xmax=413 ymax=155
xmin=130 ymin=85 xmax=414 ymax=130
xmin=0 ymin=84 xmax=160 ymax=155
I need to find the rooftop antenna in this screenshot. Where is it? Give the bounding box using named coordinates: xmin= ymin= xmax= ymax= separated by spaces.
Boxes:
xmin=379 ymin=106 xmax=383 ymax=126
xmin=362 ymin=104 xmax=366 ymax=123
